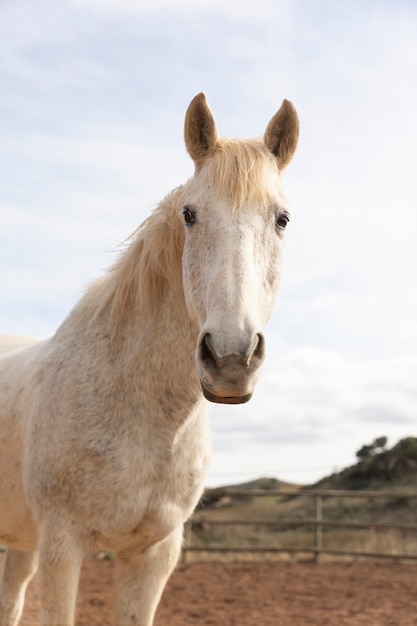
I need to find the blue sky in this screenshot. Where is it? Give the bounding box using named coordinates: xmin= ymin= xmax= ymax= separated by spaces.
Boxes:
xmin=1 ymin=0 xmax=416 ymax=486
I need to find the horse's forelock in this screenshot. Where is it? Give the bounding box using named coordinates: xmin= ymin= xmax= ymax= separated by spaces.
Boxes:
xmin=201 ymin=138 xmax=280 ymax=210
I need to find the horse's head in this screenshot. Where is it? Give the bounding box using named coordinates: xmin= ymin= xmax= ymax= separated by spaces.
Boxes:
xmin=182 ymin=93 xmax=299 ymax=405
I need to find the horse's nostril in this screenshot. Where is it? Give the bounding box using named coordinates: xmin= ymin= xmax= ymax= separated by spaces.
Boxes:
xmin=242 ymin=333 xmax=265 ymax=366
xmin=200 ymin=333 xmax=217 ymax=364
xmin=252 ymin=333 xmax=265 ymax=362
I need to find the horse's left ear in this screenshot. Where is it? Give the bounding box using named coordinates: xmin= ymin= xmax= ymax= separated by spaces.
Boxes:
xmin=264 ymin=99 xmax=299 ymax=170
xmin=184 ymin=93 xmax=218 ymax=166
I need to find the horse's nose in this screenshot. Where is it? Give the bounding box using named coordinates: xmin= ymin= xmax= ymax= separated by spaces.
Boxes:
xmin=196 ymin=331 xmax=266 ymax=404
xmin=199 ymin=332 xmax=265 ymax=370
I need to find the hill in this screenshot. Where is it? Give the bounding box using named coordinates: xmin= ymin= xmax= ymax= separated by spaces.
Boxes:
xmin=201 ymin=437 xmax=417 ymax=508
xmin=312 ymin=436 xmax=417 ymax=491
xmin=198 ymin=476 xmax=297 ymax=509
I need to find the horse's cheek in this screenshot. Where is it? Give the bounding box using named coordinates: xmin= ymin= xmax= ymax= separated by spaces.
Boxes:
xmin=266 ymin=252 xmax=283 ymax=294
xmin=182 ymin=248 xmax=207 ymax=326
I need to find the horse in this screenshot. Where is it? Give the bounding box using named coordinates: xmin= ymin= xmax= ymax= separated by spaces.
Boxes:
xmin=0 ymin=92 xmax=299 ymax=626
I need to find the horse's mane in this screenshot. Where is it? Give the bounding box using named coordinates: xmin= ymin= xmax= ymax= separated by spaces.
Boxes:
xmin=82 ymin=185 xmax=186 ymax=327
xmin=80 ymin=138 xmax=279 ymax=326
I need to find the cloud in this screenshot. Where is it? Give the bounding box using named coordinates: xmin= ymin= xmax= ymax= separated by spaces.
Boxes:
xmin=206 ymin=349 xmax=417 ymax=484
xmin=70 ymin=0 xmax=289 ymax=20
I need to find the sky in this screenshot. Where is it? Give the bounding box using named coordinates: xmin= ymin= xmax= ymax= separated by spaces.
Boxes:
xmin=1 ymin=0 xmax=416 ymax=487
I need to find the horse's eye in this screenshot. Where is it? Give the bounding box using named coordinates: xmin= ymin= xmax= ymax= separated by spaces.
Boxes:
xmin=276 ymin=213 xmax=289 ymax=230
xmin=183 ymin=206 xmax=196 ymax=226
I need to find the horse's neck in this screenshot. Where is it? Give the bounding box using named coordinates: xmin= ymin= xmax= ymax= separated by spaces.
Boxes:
xmin=120 ymin=289 xmax=201 ymax=399
xmin=53 ymin=278 xmax=203 ymax=430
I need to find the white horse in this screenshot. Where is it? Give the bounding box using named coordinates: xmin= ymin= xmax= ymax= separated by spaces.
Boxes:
xmin=0 ymin=93 xmax=299 ymax=626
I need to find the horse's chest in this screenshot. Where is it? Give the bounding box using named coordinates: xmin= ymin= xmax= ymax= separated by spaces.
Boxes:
xmin=79 ymin=420 xmax=210 ymax=549
xmin=27 ymin=400 xmax=210 ymax=552
xmin=89 ymin=455 xmax=207 ymax=553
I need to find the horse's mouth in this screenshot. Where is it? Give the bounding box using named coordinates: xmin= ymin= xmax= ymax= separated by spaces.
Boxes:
xmin=201 ymin=386 xmax=253 ymax=405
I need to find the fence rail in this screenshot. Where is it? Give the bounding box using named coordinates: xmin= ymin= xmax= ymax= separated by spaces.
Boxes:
xmin=183 ymin=489 xmax=417 ymax=562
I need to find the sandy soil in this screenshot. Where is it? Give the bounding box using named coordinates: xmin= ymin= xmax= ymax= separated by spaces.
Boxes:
xmin=9 ymin=557 xmax=417 ymax=626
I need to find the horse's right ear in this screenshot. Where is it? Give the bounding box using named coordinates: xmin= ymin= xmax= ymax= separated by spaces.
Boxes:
xmin=264 ymin=99 xmax=299 ymax=170
xmin=184 ymin=93 xmax=218 ymax=166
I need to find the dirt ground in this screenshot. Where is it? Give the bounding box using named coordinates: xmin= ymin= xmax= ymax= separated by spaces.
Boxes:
xmin=11 ymin=557 xmax=417 ymax=625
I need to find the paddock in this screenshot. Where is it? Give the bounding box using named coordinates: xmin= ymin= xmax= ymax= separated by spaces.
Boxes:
xmin=6 ymin=556 xmax=417 ymax=626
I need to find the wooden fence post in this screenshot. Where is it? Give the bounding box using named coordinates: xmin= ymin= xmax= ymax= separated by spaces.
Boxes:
xmin=314 ymin=494 xmax=323 ymax=562
xmin=182 ymin=522 xmax=192 ymax=563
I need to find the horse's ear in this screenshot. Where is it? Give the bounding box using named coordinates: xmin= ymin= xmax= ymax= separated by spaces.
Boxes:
xmin=184 ymin=93 xmax=218 ymax=166
xmin=264 ymin=99 xmax=299 ymax=170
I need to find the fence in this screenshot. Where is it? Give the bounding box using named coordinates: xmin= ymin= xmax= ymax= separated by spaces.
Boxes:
xmin=183 ymin=489 xmax=417 ymax=562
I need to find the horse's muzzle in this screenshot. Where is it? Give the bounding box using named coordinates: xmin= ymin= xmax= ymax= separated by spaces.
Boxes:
xmin=197 ymin=332 xmax=265 ymax=405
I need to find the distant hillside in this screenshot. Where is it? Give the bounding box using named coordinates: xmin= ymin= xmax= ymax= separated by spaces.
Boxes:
xmin=221 ymin=477 xmax=296 ymax=491
xmin=199 ymin=477 xmax=297 ymax=509
xmin=312 ymin=437 xmax=417 ymax=491
xmin=201 ymin=438 xmax=417 ymax=509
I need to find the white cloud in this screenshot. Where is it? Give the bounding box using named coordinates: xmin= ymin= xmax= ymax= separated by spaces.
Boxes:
xmin=207 ymin=349 xmax=417 ymax=486
xmin=71 ymin=0 xmax=289 ymax=20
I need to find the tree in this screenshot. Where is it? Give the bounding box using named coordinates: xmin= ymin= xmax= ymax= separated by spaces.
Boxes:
xmin=374 ymin=436 xmax=387 ymax=451
xmin=356 ymin=444 xmax=374 ymax=460
xmin=356 ymin=437 xmax=388 ymax=460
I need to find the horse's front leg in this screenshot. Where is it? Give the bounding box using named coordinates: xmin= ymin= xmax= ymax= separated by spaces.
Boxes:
xmin=37 ymin=515 xmax=85 ymax=626
xmin=114 ymin=526 xmax=183 ymax=626
xmin=0 ymin=548 xmax=38 ymax=626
